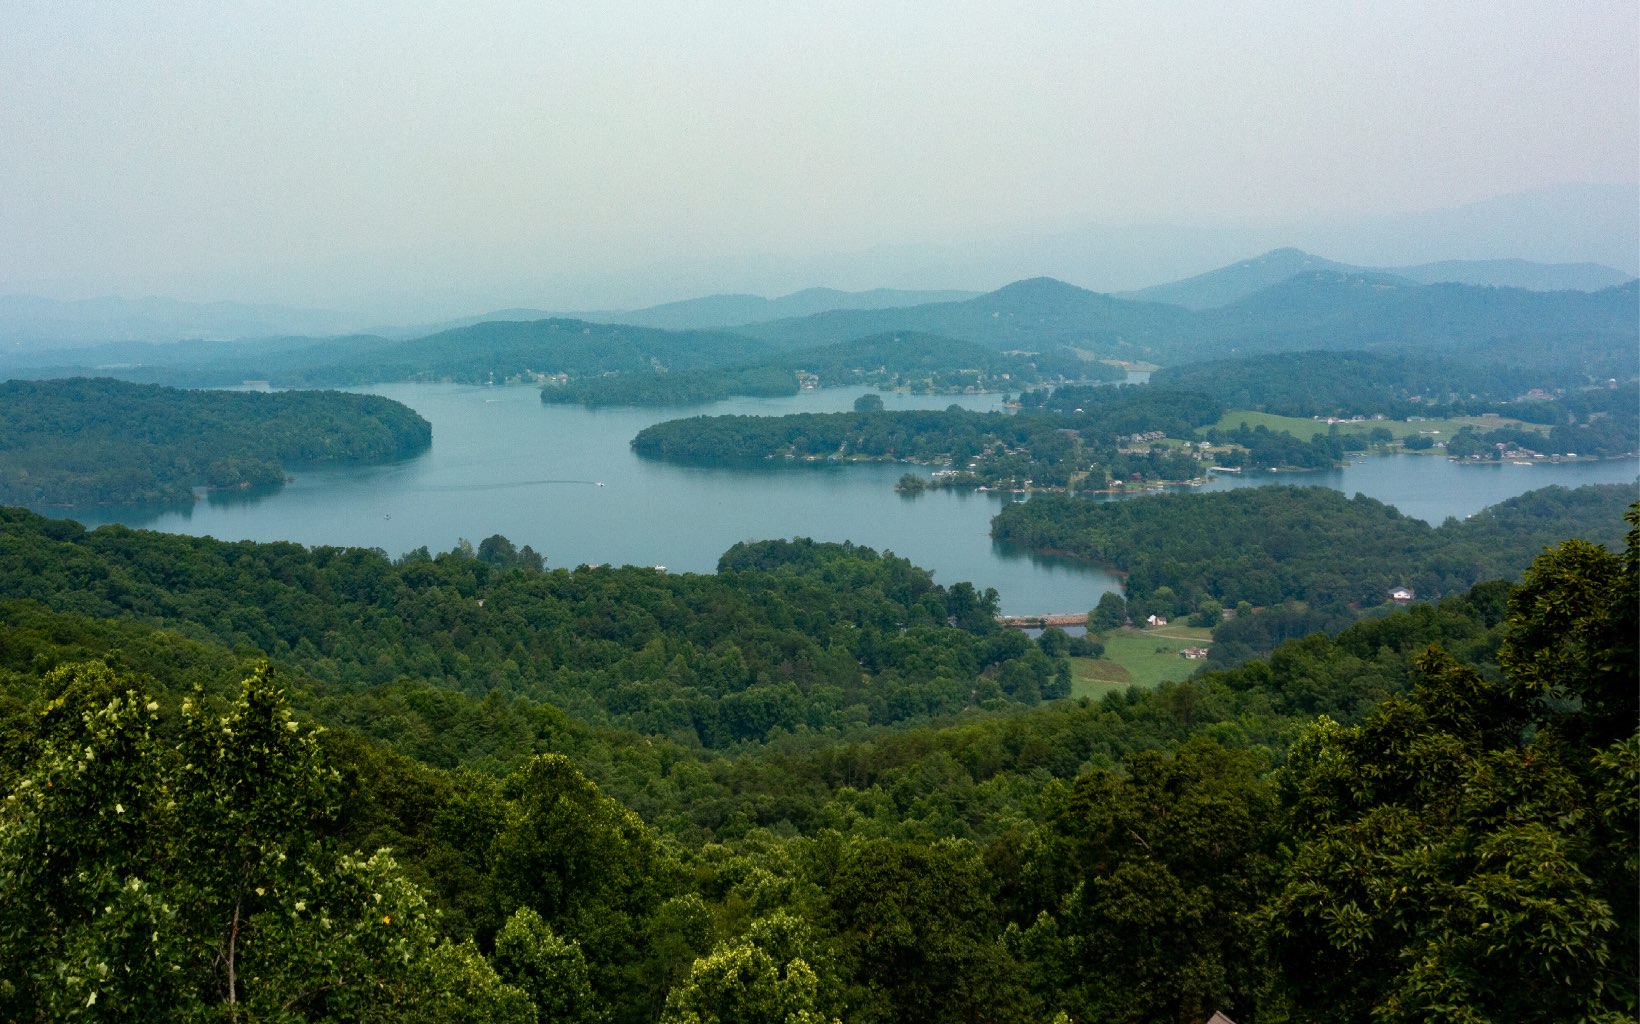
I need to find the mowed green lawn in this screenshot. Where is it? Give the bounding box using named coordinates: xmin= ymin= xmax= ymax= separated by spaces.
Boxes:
xmin=1068 ymin=625 xmax=1214 ymax=698
xmin=1205 ymin=409 xmax=1544 ymax=442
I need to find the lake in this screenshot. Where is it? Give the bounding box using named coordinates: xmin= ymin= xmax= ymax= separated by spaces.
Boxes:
xmin=60 ymin=384 xmax=1638 ymax=616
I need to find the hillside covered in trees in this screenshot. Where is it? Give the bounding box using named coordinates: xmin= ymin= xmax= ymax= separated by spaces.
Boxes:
xmin=541 ymin=331 xmax=1123 ymax=408
xmin=0 ymin=503 xmax=1633 ymax=1022
xmin=735 ymin=274 xmax=1638 ymax=378
xmin=0 ymin=377 xmax=431 ymax=507
xmin=992 ymin=484 xmax=1634 ymax=656
xmin=0 ymin=512 xmax=1061 ymax=742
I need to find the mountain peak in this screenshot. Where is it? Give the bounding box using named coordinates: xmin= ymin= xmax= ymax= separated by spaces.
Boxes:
xmin=985 ymin=277 xmax=1098 ymax=302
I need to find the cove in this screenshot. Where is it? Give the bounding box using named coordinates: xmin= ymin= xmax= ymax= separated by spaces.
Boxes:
xmin=58 ymin=384 xmax=1638 ymax=617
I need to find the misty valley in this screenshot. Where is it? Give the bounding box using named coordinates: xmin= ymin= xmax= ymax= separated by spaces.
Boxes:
xmin=2 ymin=251 xmax=1636 ymax=1023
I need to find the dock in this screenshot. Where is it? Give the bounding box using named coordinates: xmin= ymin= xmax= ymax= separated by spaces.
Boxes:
xmin=997 ymin=612 xmax=1087 ymax=629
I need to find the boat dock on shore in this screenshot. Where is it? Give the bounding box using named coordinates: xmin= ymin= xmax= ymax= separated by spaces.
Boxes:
xmin=997 ymin=612 xmax=1088 ymax=629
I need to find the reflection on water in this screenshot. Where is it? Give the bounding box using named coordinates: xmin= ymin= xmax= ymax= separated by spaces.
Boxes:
xmin=203 ymin=483 xmax=286 ymax=509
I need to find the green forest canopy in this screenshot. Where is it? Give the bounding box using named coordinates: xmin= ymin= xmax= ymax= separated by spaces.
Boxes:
xmin=0 ymin=504 xmax=1633 ymax=1022
xmin=0 ymin=377 xmax=431 ymax=506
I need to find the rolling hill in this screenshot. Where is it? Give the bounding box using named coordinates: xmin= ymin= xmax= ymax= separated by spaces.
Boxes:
xmin=735 ymin=272 xmax=1638 ymax=378
xmin=1119 ymin=248 xmax=1635 ymax=309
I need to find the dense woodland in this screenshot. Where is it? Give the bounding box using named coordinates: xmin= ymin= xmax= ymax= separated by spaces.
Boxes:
xmin=992 ymin=483 xmax=1632 ymax=655
xmin=0 ymin=378 xmax=431 ymax=507
xmin=0 ymin=512 xmax=1063 ymax=744
xmin=0 ymin=502 xmax=1634 ymax=1022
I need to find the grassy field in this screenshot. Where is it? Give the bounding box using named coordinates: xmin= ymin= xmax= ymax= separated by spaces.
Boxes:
xmin=1068 ymin=625 xmax=1214 ymax=698
xmin=1204 ymin=409 xmax=1545 ymax=443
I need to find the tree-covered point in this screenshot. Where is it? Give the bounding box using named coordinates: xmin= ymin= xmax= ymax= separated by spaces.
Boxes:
xmin=992 ymin=483 xmax=1634 ymax=647
xmin=0 ymin=510 xmax=1069 ymax=746
xmin=632 ymin=386 xmax=1353 ymax=489
xmin=0 ymin=377 xmax=431 ymax=507
xmin=629 ymin=406 xmax=1184 ymax=490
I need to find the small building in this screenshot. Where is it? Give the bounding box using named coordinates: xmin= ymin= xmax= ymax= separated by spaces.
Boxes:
xmin=1390 ymin=586 xmax=1414 ymax=604
xmin=1146 ymin=614 xmax=1168 ymax=627
xmin=1180 ymin=647 xmax=1209 ymax=660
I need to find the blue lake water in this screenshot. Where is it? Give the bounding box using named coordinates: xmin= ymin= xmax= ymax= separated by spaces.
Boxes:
xmin=57 ymin=384 xmax=1639 ymax=616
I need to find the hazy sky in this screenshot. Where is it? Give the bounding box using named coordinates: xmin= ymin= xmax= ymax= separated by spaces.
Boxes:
xmin=3 ymin=1 xmax=1635 ymax=316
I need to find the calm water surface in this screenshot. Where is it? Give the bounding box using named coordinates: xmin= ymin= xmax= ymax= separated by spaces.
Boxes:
xmin=60 ymin=384 xmax=1639 ymax=616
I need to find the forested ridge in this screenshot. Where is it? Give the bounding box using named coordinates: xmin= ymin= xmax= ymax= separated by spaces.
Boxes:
xmin=0 ymin=503 xmax=1633 ymax=1022
xmin=540 ymin=331 xmax=1123 ymax=409
xmin=0 ymin=377 xmax=431 ymax=506
xmin=992 ymin=484 xmax=1632 ymax=656
xmin=735 ymin=273 xmax=1638 ymax=374
xmin=0 ymin=513 xmax=1063 ymax=743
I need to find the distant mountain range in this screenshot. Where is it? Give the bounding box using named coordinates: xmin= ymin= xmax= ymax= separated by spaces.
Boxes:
xmin=3 ymin=243 xmax=1635 ymax=392
xmin=389 ymin=287 xmax=981 ymax=337
xmin=1118 ymin=248 xmax=1636 ymax=310
xmin=6 ymin=270 xmax=1634 ymax=391
xmin=732 ymin=271 xmax=1638 ymax=380
xmin=0 ymin=287 xmax=981 ymax=354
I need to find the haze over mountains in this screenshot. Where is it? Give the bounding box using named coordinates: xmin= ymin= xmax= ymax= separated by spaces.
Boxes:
xmin=5 ymin=262 xmax=1633 ymax=395
xmin=1 ymin=250 xmax=1631 ymax=361
xmin=390 ymin=287 xmax=981 ymax=339
xmin=1118 ymin=248 xmax=1637 ymax=310
xmin=2 ymin=183 xmax=1634 ymax=350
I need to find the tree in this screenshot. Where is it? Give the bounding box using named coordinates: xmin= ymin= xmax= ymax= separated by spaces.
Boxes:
xmin=1189 ymin=597 xmax=1223 ymax=627
xmin=490 ymin=754 xmax=669 ymax=1021
xmin=1021 ymin=738 xmax=1279 ymax=1023
xmin=0 ymin=662 xmax=532 ymax=1022
xmin=852 ymin=393 xmax=884 ymax=413
xmin=1262 ymin=513 xmax=1640 ymax=1021
xmin=660 ymin=914 xmax=834 ymax=1024
xmin=1498 ymin=510 xmax=1639 ymax=748
xmin=827 ymin=838 xmax=1034 ymax=1024
xmin=1036 ymin=627 xmax=1070 ymax=658
xmin=492 ymin=907 xmax=599 ymax=1024
xmin=1089 ymin=591 xmax=1127 ymax=632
